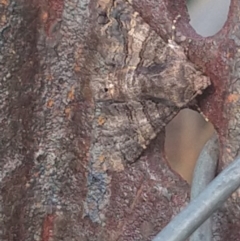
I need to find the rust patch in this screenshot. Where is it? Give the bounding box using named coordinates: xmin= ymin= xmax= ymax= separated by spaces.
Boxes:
xmin=67 ymin=87 xmax=75 ymax=101
xmin=64 ymin=107 xmax=73 ymax=120
xmin=39 ymin=0 xmax=64 ymax=36
xmin=98 ymin=116 xmax=106 ymax=126
xmin=99 ymin=155 xmax=105 ymax=162
xmin=41 ymin=214 xmax=55 ymax=241
xmin=0 ymin=0 xmax=8 ymax=5
xmin=1 ymin=13 xmax=7 ymax=26
xmin=47 ymin=99 xmax=54 ymax=108
xmin=40 ymin=9 xmax=48 ymax=24
xmin=227 ymin=94 xmax=239 ymax=103
xmin=74 ymin=64 xmax=81 ymax=73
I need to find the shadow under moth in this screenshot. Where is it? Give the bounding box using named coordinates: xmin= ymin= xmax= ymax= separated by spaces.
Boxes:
xmin=84 ymin=0 xmax=210 ymax=223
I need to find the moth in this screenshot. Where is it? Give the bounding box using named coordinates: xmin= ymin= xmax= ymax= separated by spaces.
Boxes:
xmin=84 ymin=0 xmax=210 ymax=223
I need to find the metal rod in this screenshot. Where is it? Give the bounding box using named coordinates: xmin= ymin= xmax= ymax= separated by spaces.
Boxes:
xmin=152 ymin=154 xmax=240 ymax=241
xmin=190 ymin=134 xmax=219 ymax=241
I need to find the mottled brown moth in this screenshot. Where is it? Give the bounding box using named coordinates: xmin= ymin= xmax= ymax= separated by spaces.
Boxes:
xmin=84 ymin=0 xmax=210 ymax=223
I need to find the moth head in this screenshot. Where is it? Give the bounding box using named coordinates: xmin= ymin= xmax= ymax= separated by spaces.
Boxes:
xmin=91 ymin=78 xmax=118 ymax=102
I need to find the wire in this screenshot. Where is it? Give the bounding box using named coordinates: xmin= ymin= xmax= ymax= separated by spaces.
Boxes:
xmin=152 ymin=149 xmax=240 ymax=241
xmin=190 ymin=134 xmax=219 ymax=241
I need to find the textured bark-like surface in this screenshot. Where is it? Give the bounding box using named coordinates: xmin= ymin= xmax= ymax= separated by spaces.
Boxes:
xmin=1 ymin=0 xmax=93 ymax=240
xmin=1 ymin=0 xmax=239 ymax=241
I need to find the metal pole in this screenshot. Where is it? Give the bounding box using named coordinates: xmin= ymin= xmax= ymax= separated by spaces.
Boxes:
xmin=190 ymin=134 xmax=218 ymax=241
xmin=152 ymin=155 xmax=240 ymax=241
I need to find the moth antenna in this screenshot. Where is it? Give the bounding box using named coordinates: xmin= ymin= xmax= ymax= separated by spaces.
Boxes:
xmin=197 ymin=106 xmax=209 ymax=122
xmin=171 ymin=14 xmax=181 ymax=42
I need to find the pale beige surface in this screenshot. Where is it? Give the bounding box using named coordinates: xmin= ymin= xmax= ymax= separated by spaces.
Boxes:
xmin=165 ymin=0 xmax=230 ymax=183
xmin=165 ymin=109 xmax=214 ymax=183
xmin=188 ymin=0 xmax=230 ymax=37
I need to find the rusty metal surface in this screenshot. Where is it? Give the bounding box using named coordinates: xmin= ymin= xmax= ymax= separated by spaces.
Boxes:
xmin=1 ymin=0 xmax=240 ymax=241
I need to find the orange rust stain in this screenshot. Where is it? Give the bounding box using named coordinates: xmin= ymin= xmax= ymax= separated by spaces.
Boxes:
xmin=93 ymin=155 xmax=107 ymax=172
xmin=40 ymin=0 xmax=64 ymax=35
xmin=74 ymin=65 xmax=81 ymax=73
xmin=99 ymin=155 xmax=105 ymax=163
xmin=98 ymin=116 xmax=106 ymax=126
xmin=0 ymin=0 xmax=8 ymax=5
xmin=65 ymin=107 xmax=71 ymax=114
xmin=40 ymin=10 xmax=49 ymax=24
xmin=47 ymin=99 xmax=54 ymax=108
xmin=227 ymin=94 xmax=239 ymax=103
xmin=67 ymin=87 xmax=75 ymax=101
xmin=41 ymin=214 xmax=55 ymax=241
xmin=93 ymin=160 xmax=104 ymax=171
xmin=64 ymin=107 xmax=72 ymax=120
xmin=1 ymin=14 xmax=6 ymax=24
xmin=46 ymin=74 xmax=54 ymax=81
